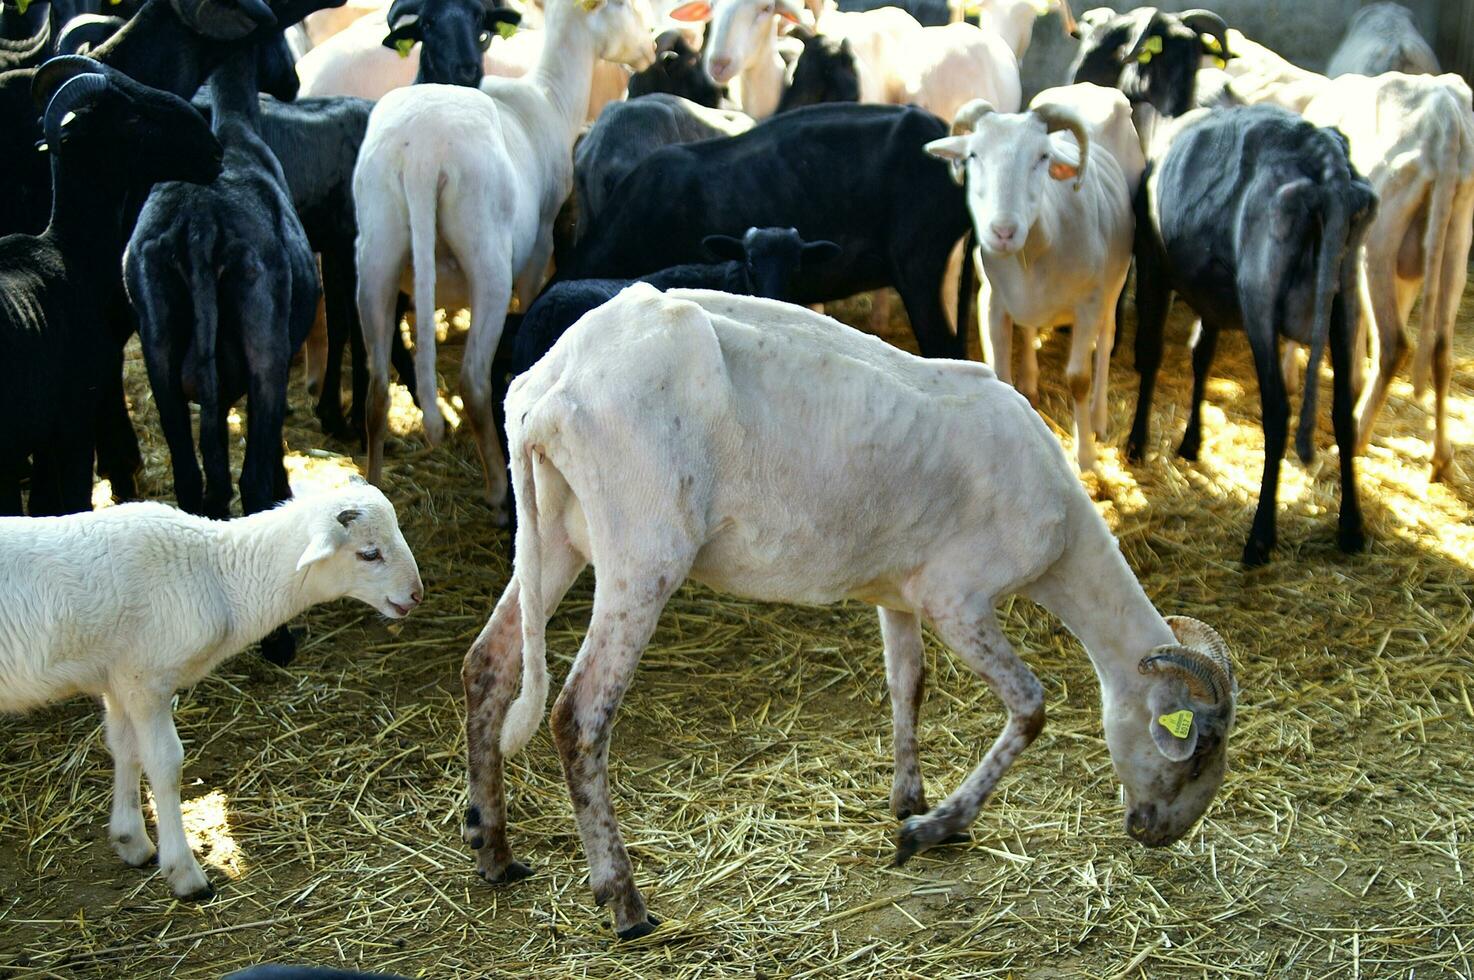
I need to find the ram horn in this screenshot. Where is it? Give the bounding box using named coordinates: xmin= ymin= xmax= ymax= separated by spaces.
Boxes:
xmin=41 ymin=70 xmax=110 ymax=148
xmin=1032 ymin=100 xmax=1088 ymax=190
xmin=386 ymin=0 xmax=423 ymax=29
xmin=951 ymin=98 xmax=994 ymax=136
xmin=1138 ymin=617 xmax=1235 ymax=707
xmin=1179 ymin=8 xmax=1231 ymax=59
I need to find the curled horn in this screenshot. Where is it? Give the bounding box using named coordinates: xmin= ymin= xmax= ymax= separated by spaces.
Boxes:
xmin=1031 ymin=100 xmax=1088 ymax=190
xmin=41 ymin=69 xmax=109 ymax=148
xmin=1138 ymin=617 xmax=1235 ymax=707
xmin=1179 ymin=8 xmax=1230 ymax=59
xmin=1122 ymin=6 xmax=1164 ymax=62
xmin=951 ymin=98 xmax=993 ymax=136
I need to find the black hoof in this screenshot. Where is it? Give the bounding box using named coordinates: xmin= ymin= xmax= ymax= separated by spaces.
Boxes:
xmin=479 ymin=860 xmax=533 ymax=885
xmin=179 ymin=882 xmax=215 ymax=903
xmin=1126 ymin=440 xmax=1146 ymax=465
xmin=616 ymin=914 xmax=661 ymax=942
xmin=1338 ymin=524 xmax=1366 ymax=555
xmin=894 ymin=822 xmax=923 ymax=867
xmin=1176 ymin=439 xmax=1200 ymax=463
xmin=1241 ymin=537 xmax=1273 ymax=568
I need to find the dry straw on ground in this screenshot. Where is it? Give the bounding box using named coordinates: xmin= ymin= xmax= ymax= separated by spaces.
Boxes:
xmin=1 ymin=283 xmax=1472 ymax=979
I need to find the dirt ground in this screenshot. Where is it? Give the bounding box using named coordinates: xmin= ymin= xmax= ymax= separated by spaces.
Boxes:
xmin=0 ymin=273 xmax=1471 ymax=979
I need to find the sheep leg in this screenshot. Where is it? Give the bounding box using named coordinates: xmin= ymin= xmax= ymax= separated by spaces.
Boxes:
xmin=984 ymin=299 xmax=1014 ymax=387
xmin=1430 ymin=190 xmax=1471 ymax=481
xmin=879 ymin=608 xmax=928 ymax=820
xmin=1065 ymin=316 xmax=1098 ymax=474
xmin=94 ymin=352 xmax=142 ymax=503
xmin=1177 ymin=320 xmax=1220 ymax=463
xmin=134 ymin=259 xmax=205 ymax=515
xmin=463 ymin=539 xmax=585 ymax=883
xmin=895 ymin=598 xmax=1044 ymax=865
xmin=103 ymin=693 xmax=155 ymax=868
xmin=1126 ymin=231 xmax=1172 ymax=463
xmin=457 ymin=269 xmax=515 ymax=525
xmin=1329 ymin=293 xmax=1365 ymax=554
xmin=358 ymin=214 xmax=410 ymax=484
xmin=896 ymin=246 xmax=966 ymax=359
xmin=1243 ymin=328 xmax=1288 ymax=567
xmin=1092 ymin=288 xmax=1118 ymax=439
xmin=313 ymin=248 xmax=352 ymax=441
xmin=1280 ymin=340 xmax=1300 ymax=398
xmin=122 ymin=688 xmax=211 ymax=900
xmin=552 ymin=583 xmax=676 ymax=941
xmin=1351 ymin=259 xmax=1408 ymax=455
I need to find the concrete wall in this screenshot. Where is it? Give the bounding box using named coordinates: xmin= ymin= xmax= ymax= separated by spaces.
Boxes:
xmin=1019 ymin=0 xmax=1448 ymax=102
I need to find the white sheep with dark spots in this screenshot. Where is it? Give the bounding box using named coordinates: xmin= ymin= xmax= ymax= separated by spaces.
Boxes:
xmin=0 ymin=484 xmax=423 ymax=900
xmin=460 ymin=284 xmax=1238 ymax=940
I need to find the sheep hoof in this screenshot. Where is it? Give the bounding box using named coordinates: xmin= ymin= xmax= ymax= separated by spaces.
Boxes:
xmin=616 ymin=914 xmax=661 ymax=942
xmin=259 ymin=627 xmax=299 ymax=667
xmin=1241 ymin=536 xmax=1274 ymax=568
xmin=479 ymin=860 xmax=533 ymax=885
xmin=175 ymin=880 xmax=215 ymax=903
xmin=112 ymin=834 xmax=156 ymax=868
xmin=1337 ymin=523 xmax=1366 ymax=555
xmin=1176 ymin=436 xmax=1200 ymax=462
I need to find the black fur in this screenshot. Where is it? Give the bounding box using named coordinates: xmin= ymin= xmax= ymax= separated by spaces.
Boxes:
xmin=628 ymin=30 xmax=722 ymax=107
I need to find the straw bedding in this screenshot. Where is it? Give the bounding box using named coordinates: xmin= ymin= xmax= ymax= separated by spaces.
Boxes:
xmin=0 ymin=280 xmax=1471 ymax=978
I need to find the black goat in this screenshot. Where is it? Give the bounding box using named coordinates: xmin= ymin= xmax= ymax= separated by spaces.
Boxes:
xmin=563 ymin=103 xmax=973 ymax=359
xmin=0 ymin=56 xmax=221 ymax=516
xmin=127 ymin=42 xmax=318 ymax=520
xmin=1070 ymin=6 xmax=1232 ymax=120
xmin=379 ymin=0 xmax=518 ymax=87
xmin=0 ymin=0 xmax=51 ymax=71
xmin=627 ymin=29 xmax=721 ymax=107
xmin=1129 ymin=104 xmax=1376 ymax=566
xmin=775 ymin=29 xmax=859 ymax=114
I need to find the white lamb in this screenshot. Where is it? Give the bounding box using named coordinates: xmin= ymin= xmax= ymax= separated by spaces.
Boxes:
xmin=353 ymin=0 xmax=655 ymax=524
xmin=0 ymin=484 xmax=423 ymax=900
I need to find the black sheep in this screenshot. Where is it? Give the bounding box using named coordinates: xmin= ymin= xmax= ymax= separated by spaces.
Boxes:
xmin=378 ymin=0 xmax=519 ymax=87
xmin=0 ymin=56 xmax=221 ymax=515
xmin=627 ymin=29 xmax=722 ymax=107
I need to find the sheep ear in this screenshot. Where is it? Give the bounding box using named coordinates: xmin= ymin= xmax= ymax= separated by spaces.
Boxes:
xmin=297 ymin=524 xmax=345 ymax=570
xmin=701 ymin=234 xmax=746 ymax=262
xmin=668 ymin=0 xmax=711 ymax=22
xmin=1146 ymin=682 xmax=1200 ymax=762
xmin=337 ymin=508 xmax=363 ymax=527
xmin=800 ymin=240 xmax=842 ymax=268
xmin=923 ymin=136 xmax=968 ymax=163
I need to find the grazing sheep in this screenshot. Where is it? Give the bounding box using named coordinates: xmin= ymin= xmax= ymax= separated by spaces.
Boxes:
xmin=1326 ymin=2 xmax=1438 ymax=78
xmin=352 ymin=0 xmax=655 ymax=523
xmin=461 ymin=284 xmax=1238 ymax=939
xmin=0 ymin=57 xmax=222 ymax=516
xmin=0 ymin=482 xmax=423 ymax=899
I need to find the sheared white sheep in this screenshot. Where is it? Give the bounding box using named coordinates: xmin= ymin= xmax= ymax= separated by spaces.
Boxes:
xmin=0 ymin=483 xmax=423 ymax=899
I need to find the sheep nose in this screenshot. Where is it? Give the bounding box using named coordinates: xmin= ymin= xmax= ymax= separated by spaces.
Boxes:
xmin=708 ymin=56 xmax=733 ymax=81
xmin=989 ymin=220 xmax=1019 ymax=244
xmin=409 ymin=589 xmax=423 ymax=606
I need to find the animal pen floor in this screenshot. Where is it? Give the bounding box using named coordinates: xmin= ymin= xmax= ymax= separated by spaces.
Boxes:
xmin=2 ymin=279 xmax=1473 ymax=980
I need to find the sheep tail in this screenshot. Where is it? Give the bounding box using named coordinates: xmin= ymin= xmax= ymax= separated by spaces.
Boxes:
xmin=500 ymin=438 xmax=547 ymax=757
xmin=1295 ymin=195 xmax=1347 ymax=464
xmin=404 ymin=167 xmax=444 ymax=444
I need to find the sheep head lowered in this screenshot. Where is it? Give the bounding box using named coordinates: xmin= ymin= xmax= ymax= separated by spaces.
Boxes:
xmin=1110 ymin=616 xmax=1237 ymax=846
xmin=295 ymin=483 xmax=424 ymax=620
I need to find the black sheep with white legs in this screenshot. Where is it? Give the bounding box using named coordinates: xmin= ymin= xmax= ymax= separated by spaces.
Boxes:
xmin=0 ymin=57 xmax=222 ymax=516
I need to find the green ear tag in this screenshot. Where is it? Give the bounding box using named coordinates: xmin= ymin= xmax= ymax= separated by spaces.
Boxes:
xmin=1138 ymin=34 xmax=1162 ymax=63
xmin=394 ymin=37 xmax=414 ymax=57
xmin=16 ymin=0 xmax=31 ymax=14
xmin=1204 ymin=36 xmax=1222 ymax=53
xmin=1214 ymin=56 xmax=1227 ymax=69
xmin=1159 ymin=710 xmax=1194 ymax=739
xmin=495 ymin=19 xmax=516 ymax=39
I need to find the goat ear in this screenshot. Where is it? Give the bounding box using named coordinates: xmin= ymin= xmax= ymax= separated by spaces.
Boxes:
xmin=1145 ymin=678 xmax=1200 ymax=762
xmin=923 ymin=136 xmax=968 ymax=164
xmin=668 ymin=0 xmax=711 ymax=22
xmin=800 ymin=240 xmax=842 ymax=268
xmin=297 ymin=524 xmax=346 ymax=570
xmin=382 ymin=18 xmax=422 ymax=50
xmin=701 ymin=234 xmax=746 ymax=262
xmin=337 ymin=508 xmax=363 ymax=527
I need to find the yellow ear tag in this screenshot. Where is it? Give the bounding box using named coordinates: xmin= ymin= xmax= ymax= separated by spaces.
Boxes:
xmin=1138 ymin=34 xmax=1162 ymax=63
xmin=495 ymin=19 xmax=517 ymax=39
xmin=578 ymin=0 xmax=601 ymax=11
xmin=1214 ymin=56 xmax=1227 ymax=69
xmin=1204 ymin=36 xmax=1222 ymax=53
xmin=1159 ymin=710 xmax=1194 ymax=739
xmin=963 ymin=2 xmax=982 ymax=16
xmin=395 ymin=38 xmax=414 ymax=57
xmin=16 ymin=0 xmax=31 ymax=13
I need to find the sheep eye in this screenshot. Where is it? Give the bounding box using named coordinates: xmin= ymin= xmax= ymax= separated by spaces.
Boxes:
xmin=358 ymin=548 xmax=383 ymax=562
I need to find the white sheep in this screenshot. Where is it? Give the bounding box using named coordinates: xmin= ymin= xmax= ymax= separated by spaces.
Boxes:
xmin=926 ymin=91 xmax=1135 ymax=473
xmin=968 ymin=0 xmax=1075 ymax=62
xmin=352 ymin=0 xmax=655 ymax=523
xmin=460 ymin=284 xmax=1237 ymax=939
xmin=0 ymin=483 xmax=423 ymax=899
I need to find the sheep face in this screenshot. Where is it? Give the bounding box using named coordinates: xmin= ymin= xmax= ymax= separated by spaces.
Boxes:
xmin=673 ymin=0 xmax=803 ymax=86
xmin=582 ymin=0 xmax=657 ymax=72
xmin=296 ymin=485 xmax=424 ymax=619
xmin=1101 ymin=618 xmax=1237 ymax=847
xmin=381 ymin=0 xmax=522 ymax=88
xmin=925 ymin=111 xmax=1083 ymax=257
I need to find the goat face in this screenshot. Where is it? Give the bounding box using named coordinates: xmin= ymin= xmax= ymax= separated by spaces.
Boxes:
xmin=31 ymin=56 xmax=224 ymax=186
xmin=674 ymin=0 xmax=803 ymax=86
xmin=629 ymin=29 xmax=722 ymax=106
xmin=926 ymin=112 xmax=1082 ymax=257
xmin=383 ymin=0 xmax=521 ymax=88
xmin=1102 ymin=618 xmax=1237 ymax=848
xmin=1070 ymin=6 xmax=1233 ymax=119
xmin=702 ymin=227 xmax=841 ymax=299
xmin=582 ymin=0 xmax=657 ymax=72
xmin=295 ymin=484 xmax=424 ymax=620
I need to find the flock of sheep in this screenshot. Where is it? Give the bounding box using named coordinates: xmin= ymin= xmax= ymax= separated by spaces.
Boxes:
xmin=0 ymin=0 xmax=1470 ymax=965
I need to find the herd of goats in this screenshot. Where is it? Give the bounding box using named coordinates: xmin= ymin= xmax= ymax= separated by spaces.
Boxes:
xmin=1 ymin=0 xmax=1471 ymax=962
